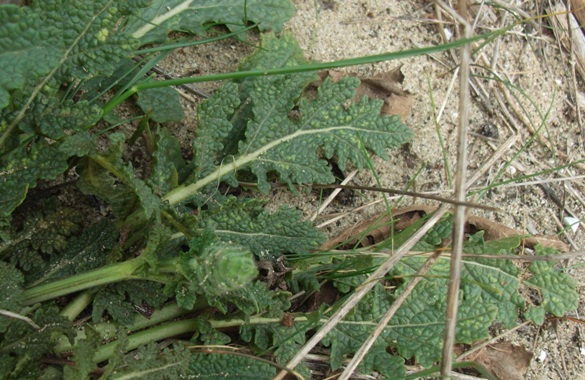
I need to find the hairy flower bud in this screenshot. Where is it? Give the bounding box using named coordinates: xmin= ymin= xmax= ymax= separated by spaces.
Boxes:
xmin=190 ymin=244 xmax=258 ymax=296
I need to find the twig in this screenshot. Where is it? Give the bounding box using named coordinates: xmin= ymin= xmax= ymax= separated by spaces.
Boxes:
xmin=462 ymin=251 xmax=585 ymax=262
xmin=400 ymin=250 xmax=585 ymax=262
xmin=310 ymin=169 xmax=358 ymax=222
xmin=240 ymin=182 xmax=498 ymax=211
xmin=434 ymin=0 xmax=472 ymax=376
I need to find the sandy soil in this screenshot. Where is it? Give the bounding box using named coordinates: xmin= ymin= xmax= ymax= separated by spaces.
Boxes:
xmin=159 ymin=1 xmax=585 ymax=378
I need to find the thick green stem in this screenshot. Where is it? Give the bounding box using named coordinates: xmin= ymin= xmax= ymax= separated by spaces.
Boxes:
xmin=60 ymin=291 xmax=95 ymax=321
xmin=23 ymin=258 xmax=145 ymax=306
xmin=54 ymin=302 xmax=197 ymax=355
xmin=93 ymin=319 xmax=198 ymax=363
xmin=92 ymin=315 xmax=290 ymax=363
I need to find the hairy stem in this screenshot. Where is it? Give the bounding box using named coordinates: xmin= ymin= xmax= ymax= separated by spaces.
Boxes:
xmin=22 ymin=258 xmax=145 ymax=306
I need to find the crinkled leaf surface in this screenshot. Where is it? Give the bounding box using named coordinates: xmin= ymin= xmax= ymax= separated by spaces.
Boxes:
xmin=89 ymin=133 xmax=162 ymax=220
xmin=0 ymin=262 xmax=24 ymax=333
xmin=0 ymin=307 xmax=73 ymax=379
xmin=147 ymin=127 xmax=187 ymax=194
xmin=240 ymin=313 xmax=321 ymax=379
xmin=109 ymin=342 xmax=191 ymax=379
xmin=63 ymin=327 xmax=101 ymax=380
xmin=28 ymin=220 xmax=118 ymax=286
xmin=32 ymin=0 xmax=139 ymax=80
xmin=126 ymin=0 xmax=295 ymax=44
xmin=1 ymin=0 xmax=142 ymax=216
xmin=191 ymin=82 xmax=241 ymax=183
xmin=322 ymin=284 xmax=409 ymax=375
xmin=58 ymin=131 xmax=98 ymax=157
xmin=207 ymin=281 xmax=290 ymax=316
xmin=0 ymin=5 xmax=62 ymax=109
xmin=0 ymin=141 xmax=69 ymax=217
xmin=394 ymin=238 xmax=523 ymax=335
xmin=188 ymin=351 xmax=275 ymax=379
xmin=77 ymin=158 xmax=137 ymax=221
xmin=137 ymin=87 xmax=184 ymax=123
xmin=1 ymin=0 xmax=140 ymax=112
xmin=197 ymin=197 xmax=326 ymax=259
xmin=19 ymin=98 xmax=102 ymax=140
xmin=238 ymin=74 xmax=412 ymax=193
xmin=93 ymin=281 xmax=168 ymax=326
xmin=524 ymin=245 xmax=578 ymax=323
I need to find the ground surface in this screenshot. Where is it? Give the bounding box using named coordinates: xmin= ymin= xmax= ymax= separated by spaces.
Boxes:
xmin=159 ymin=1 xmax=585 ymax=378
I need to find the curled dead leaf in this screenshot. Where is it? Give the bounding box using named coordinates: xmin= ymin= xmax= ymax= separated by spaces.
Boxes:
xmin=319 ymin=205 xmax=435 ymax=250
xmin=321 ymin=206 xmax=570 ymax=252
xmin=471 ymin=342 xmax=533 ymax=380
xmin=467 ymin=215 xmax=570 ymax=253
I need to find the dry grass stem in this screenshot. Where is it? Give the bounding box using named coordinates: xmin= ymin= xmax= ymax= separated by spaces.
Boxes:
xmin=549 ymin=2 xmax=585 ymax=80
xmin=467 ymin=135 xmax=519 ymax=186
xmin=437 ymin=0 xmax=472 ymax=374
xmin=547 ymin=209 xmax=580 ymax=250
xmin=316 ymin=198 xmax=385 ymax=229
xmin=482 ymin=173 xmax=585 ymax=189
xmin=437 ymin=67 xmax=459 ymax=122
xmin=310 ymin=169 xmax=359 ymax=222
xmin=490 ymin=0 xmax=540 ymax=31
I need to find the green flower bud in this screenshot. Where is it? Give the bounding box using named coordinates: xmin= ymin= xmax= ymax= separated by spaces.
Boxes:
xmin=191 ymin=244 xmax=258 ymax=296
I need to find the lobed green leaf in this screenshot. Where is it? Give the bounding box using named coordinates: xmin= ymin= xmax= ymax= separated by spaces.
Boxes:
xmin=188 ymin=351 xmax=276 ymax=379
xmin=0 ymin=5 xmax=63 ymax=109
xmin=126 ymin=0 xmax=295 ymax=44
xmin=0 ymin=141 xmax=69 ymax=217
xmin=197 ymin=197 xmax=326 ymax=259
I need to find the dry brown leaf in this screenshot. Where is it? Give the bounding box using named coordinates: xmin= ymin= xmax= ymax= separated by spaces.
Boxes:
xmin=550 ymin=3 xmax=585 ymax=81
xmin=467 ymin=215 xmax=570 ymax=252
xmin=321 ymin=207 xmax=570 ymax=252
xmin=471 ymin=342 xmax=533 ymax=380
xmin=572 ymin=0 xmax=585 ymax=31
xmin=305 ymin=282 xmax=339 ymax=312
xmin=319 ymin=205 xmax=436 ymax=250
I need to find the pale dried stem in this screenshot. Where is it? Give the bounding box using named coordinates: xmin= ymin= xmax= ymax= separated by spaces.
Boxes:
xmin=467 ymin=135 xmax=518 ymax=186
xmin=437 ymin=67 xmax=459 ymax=122
xmin=277 ymin=20 xmax=524 ymax=380
xmin=315 ymin=198 xmax=385 ymax=229
xmin=310 ymin=169 xmax=358 ymax=222
xmin=547 ymin=209 xmax=580 ymax=251
xmin=435 ymin=0 xmax=471 ymax=376
xmin=490 ymin=0 xmax=540 ymax=31
xmin=550 ymin=0 xmax=585 ymax=149
xmin=483 ymin=174 xmax=585 ymax=189
xmin=508 ymin=153 xmax=585 ymax=233
xmin=407 ymin=250 xmax=585 ymax=262
xmin=433 ymin=2 xmax=493 ymax=111
xmin=565 ymin=181 xmax=585 ymax=211
xmin=338 ymin=250 xmax=442 ymax=380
